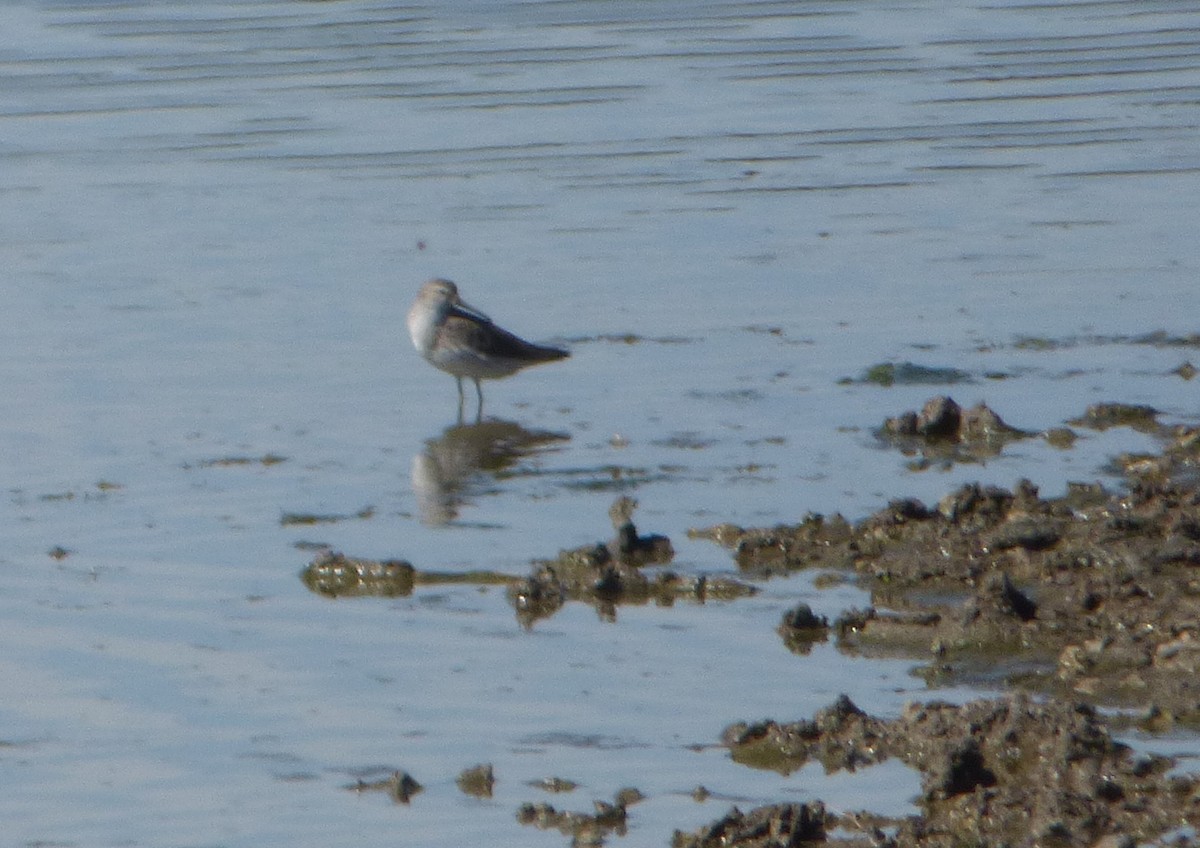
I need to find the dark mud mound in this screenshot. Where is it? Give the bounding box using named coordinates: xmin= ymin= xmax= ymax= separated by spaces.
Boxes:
xmin=509 ymin=496 xmax=754 ymax=625
xmin=673 ymin=801 xmax=827 ymax=848
xmin=717 ymin=695 xmax=1197 ymax=848
xmin=881 ymin=395 xmax=1025 ymax=442
xmin=878 ymin=395 xmax=1031 ymax=466
xmin=776 ymin=602 xmax=830 ymax=655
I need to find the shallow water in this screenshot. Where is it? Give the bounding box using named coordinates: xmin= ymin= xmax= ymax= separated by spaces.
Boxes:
xmin=3 ymin=1 xmax=1200 ymax=845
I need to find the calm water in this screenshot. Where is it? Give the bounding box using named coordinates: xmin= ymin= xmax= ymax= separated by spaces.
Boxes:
xmin=3 ymin=1 xmax=1199 ymax=845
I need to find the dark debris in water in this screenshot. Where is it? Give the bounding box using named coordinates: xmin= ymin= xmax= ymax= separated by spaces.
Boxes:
xmin=347 ymin=769 xmax=423 ymax=804
xmin=574 ymin=333 xmax=696 ymax=345
xmin=38 ymin=480 xmax=123 ymax=502
xmin=530 ymin=776 xmax=579 ymax=793
xmin=559 ymin=463 xmax=684 ymax=493
xmin=653 ymin=431 xmax=719 ymax=450
xmin=685 ymin=388 xmax=765 ymax=403
xmin=193 ymin=453 xmax=287 ymax=468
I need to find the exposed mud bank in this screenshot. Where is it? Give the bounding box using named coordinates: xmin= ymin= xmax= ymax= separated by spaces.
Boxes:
xmin=702 ymin=694 xmax=1195 ymax=848
xmin=695 ymin=400 xmax=1200 ymax=723
xmin=677 ymin=398 xmax=1200 ymax=847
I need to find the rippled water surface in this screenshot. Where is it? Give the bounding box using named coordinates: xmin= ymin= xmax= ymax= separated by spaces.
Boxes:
xmin=3 ymin=1 xmax=1200 ymax=845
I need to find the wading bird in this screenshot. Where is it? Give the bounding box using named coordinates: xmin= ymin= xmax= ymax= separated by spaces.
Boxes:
xmin=407 ymin=278 xmax=569 ymax=419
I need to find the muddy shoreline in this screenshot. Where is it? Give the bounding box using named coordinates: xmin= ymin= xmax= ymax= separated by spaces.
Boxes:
xmin=681 ymin=398 xmax=1200 ymax=847
xmin=697 ymin=398 xmax=1200 ymax=726
xmin=310 ymin=397 xmax=1200 ymax=847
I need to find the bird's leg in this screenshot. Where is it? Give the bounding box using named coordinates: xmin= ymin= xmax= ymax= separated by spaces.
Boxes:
xmin=455 ymin=376 xmax=466 ymax=423
xmin=473 ymin=378 xmax=484 ymax=423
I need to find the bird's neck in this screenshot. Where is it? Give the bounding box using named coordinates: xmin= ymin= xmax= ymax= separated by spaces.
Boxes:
xmin=407 ymin=303 xmax=443 ymax=355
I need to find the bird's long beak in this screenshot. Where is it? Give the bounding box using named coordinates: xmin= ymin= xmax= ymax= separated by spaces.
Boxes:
xmin=450 ymin=297 xmax=492 ymax=325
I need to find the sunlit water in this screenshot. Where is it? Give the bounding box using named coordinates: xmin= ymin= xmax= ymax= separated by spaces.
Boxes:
xmin=3 ymin=1 xmax=1199 ymax=845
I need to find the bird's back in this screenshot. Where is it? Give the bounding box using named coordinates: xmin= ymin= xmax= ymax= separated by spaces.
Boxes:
xmin=434 ymin=314 xmax=568 ymax=380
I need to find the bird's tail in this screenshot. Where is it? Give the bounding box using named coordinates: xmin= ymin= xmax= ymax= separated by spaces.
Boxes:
xmin=529 ymin=342 xmax=570 ymax=362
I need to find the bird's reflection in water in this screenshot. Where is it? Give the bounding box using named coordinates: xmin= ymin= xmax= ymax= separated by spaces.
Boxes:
xmin=412 ymin=419 xmax=569 ymax=526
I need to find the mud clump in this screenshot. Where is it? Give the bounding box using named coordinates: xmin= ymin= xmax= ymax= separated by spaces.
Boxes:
xmin=878 ymin=395 xmax=1030 ymax=465
xmin=718 ymin=695 xmax=1196 ymax=848
xmin=672 ymin=801 xmax=827 ymax=848
xmin=776 ymin=602 xmax=830 ymax=655
xmin=880 ymin=395 xmax=1002 ymax=439
xmin=724 ymin=694 xmax=885 ymax=774
xmin=456 ymin=763 xmax=495 ymax=799
xmin=690 ymin=512 xmax=856 ymax=576
xmin=300 ymin=550 xmax=516 ymax=598
xmin=347 ymin=769 xmax=423 ymax=804
xmin=509 ymin=496 xmax=754 ymax=625
xmin=1069 ymin=402 xmax=1160 ymax=432
xmin=301 ymin=551 xmax=416 ymax=597
xmin=517 ymin=787 xmax=641 ymax=845
xmin=845 ymin=361 xmax=972 ymax=387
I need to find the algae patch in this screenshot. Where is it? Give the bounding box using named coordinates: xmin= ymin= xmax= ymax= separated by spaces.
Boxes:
xmin=841 ymin=361 xmax=973 ymax=387
xmin=281 ymin=506 xmax=374 ymax=526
